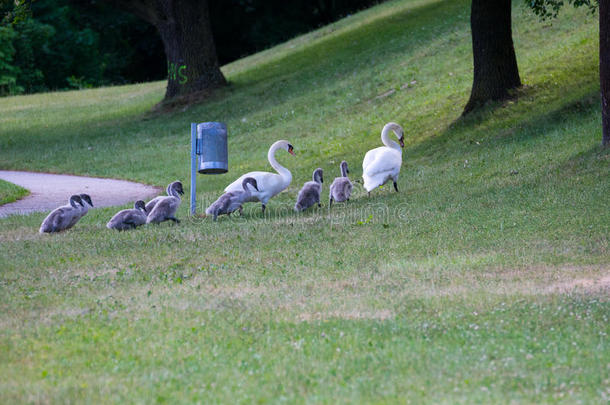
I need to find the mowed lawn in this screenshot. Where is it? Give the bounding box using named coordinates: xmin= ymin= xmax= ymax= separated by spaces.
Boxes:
xmin=0 ymin=0 xmax=608 ymax=403
xmin=0 ymin=179 xmax=28 ymax=206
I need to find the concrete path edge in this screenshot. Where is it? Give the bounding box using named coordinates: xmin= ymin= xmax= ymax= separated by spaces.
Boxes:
xmin=0 ymin=171 xmax=162 ymax=218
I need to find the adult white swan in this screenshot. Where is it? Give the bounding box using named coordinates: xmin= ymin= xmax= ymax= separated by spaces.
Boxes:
xmin=224 ymin=140 xmax=295 ymax=213
xmin=362 ymin=122 xmax=405 ymax=195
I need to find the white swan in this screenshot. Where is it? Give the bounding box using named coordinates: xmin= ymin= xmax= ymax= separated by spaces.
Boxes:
xmin=362 ymin=122 xmax=404 ymax=195
xmin=224 ymin=140 xmax=294 ymax=213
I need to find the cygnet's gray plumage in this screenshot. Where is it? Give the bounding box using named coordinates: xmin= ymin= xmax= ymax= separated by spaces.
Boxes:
xmin=206 ymin=177 xmax=259 ymax=221
xmin=146 ymin=181 xmax=184 ymax=224
xmin=145 ymin=182 xmax=173 ymax=213
xmin=294 ymin=168 xmax=323 ymax=212
xmin=39 ymin=195 xmax=83 ymax=233
xmin=329 ymin=161 xmax=352 ymax=208
xmin=67 ymin=193 xmax=93 ymax=228
xmin=107 ymin=200 xmax=148 ymax=230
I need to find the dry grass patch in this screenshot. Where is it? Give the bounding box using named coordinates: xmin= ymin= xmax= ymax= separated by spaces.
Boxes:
xmin=297 ymin=309 xmax=393 ymax=321
xmin=545 ymin=273 xmax=610 ymax=295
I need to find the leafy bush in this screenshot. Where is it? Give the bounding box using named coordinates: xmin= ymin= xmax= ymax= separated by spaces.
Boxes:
xmin=0 ymin=25 xmax=20 ymax=95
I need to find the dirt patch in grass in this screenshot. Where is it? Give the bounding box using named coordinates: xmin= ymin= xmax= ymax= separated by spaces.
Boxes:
xmin=2 ymin=264 xmax=607 ymax=330
xmin=545 ymin=274 xmax=610 ymax=294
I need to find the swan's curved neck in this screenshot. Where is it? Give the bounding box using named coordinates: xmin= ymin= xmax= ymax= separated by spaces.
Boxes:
xmin=381 ymin=125 xmax=401 ymax=151
xmin=166 ymin=183 xmax=181 ymax=200
xmin=268 ymin=143 xmax=291 ymax=182
xmin=168 ymin=187 xmax=181 ymax=199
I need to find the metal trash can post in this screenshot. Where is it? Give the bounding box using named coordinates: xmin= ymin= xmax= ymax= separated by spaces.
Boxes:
xmin=190 ymin=122 xmax=229 ymax=215
xmin=190 ymin=123 xmax=197 ymax=215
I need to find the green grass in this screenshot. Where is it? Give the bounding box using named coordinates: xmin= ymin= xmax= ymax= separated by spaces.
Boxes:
xmin=0 ymin=0 xmax=609 ymax=403
xmin=0 ymin=178 xmax=28 ymax=206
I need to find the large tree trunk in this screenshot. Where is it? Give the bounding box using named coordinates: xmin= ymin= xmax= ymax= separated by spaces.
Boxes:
xmin=601 ymin=0 xmax=610 ymax=147
xmin=156 ymin=0 xmax=226 ymax=99
xmin=103 ymin=0 xmax=226 ymax=100
xmin=463 ymin=0 xmax=521 ymax=115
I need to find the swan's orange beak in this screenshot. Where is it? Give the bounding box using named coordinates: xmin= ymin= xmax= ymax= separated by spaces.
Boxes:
xmin=288 ymin=146 xmax=295 ymax=156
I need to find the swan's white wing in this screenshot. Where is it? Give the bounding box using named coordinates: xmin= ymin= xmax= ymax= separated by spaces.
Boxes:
xmin=225 ymin=171 xmax=288 ymax=204
xmin=362 ymin=147 xmax=385 ymax=172
xmin=366 ymin=151 xmax=402 ymax=177
xmin=363 ymin=148 xmax=401 ymax=177
xmin=362 ymin=147 xmax=402 ymax=191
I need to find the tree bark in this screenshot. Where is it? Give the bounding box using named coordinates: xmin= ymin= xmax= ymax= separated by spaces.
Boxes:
xmin=102 ymin=0 xmax=226 ymax=100
xmin=601 ymin=0 xmax=610 ymax=147
xmin=463 ymin=0 xmax=521 ymax=115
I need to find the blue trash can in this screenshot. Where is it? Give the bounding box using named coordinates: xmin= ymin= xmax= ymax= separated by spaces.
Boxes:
xmin=197 ymin=122 xmax=228 ymax=174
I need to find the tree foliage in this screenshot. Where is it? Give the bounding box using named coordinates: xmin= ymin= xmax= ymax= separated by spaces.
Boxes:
xmin=1 ymin=0 xmax=164 ymax=95
xmin=0 ymin=25 xmax=19 ymax=95
xmin=0 ymin=0 xmax=384 ymax=96
xmin=527 ymin=0 xmax=598 ymax=20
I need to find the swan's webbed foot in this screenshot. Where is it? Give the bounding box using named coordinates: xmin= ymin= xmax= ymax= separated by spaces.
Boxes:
xmin=261 ymin=204 xmax=266 ymax=214
xmin=393 ymin=181 xmax=399 ymax=192
xmin=329 ymin=198 xmax=333 ymax=208
xmin=170 ymin=216 xmax=180 ymax=224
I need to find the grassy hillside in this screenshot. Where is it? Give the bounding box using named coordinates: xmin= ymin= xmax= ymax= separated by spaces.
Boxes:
xmin=0 ymin=0 xmax=608 ymax=403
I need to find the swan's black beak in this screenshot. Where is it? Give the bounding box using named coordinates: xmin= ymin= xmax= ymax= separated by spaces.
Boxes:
xmin=399 ymin=136 xmax=405 ymax=148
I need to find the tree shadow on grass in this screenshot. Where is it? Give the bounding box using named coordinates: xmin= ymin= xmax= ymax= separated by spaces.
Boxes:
xmin=228 ymin=0 xmax=470 ymax=88
xmin=408 ymin=82 xmax=602 ymax=163
xmin=0 ymin=0 xmax=471 ymax=160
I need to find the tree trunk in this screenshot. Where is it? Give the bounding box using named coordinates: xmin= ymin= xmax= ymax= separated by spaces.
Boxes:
xmin=601 ymin=0 xmax=610 ymax=147
xmin=463 ymin=0 xmax=521 ymax=115
xmin=156 ymin=0 xmax=225 ymax=99
xmin=102 ymin=0 xmax=226 ymax=100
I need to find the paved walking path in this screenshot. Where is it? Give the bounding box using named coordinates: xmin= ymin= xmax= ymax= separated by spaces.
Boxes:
xmin=0 ymin=171 xmax=161 ymax=218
